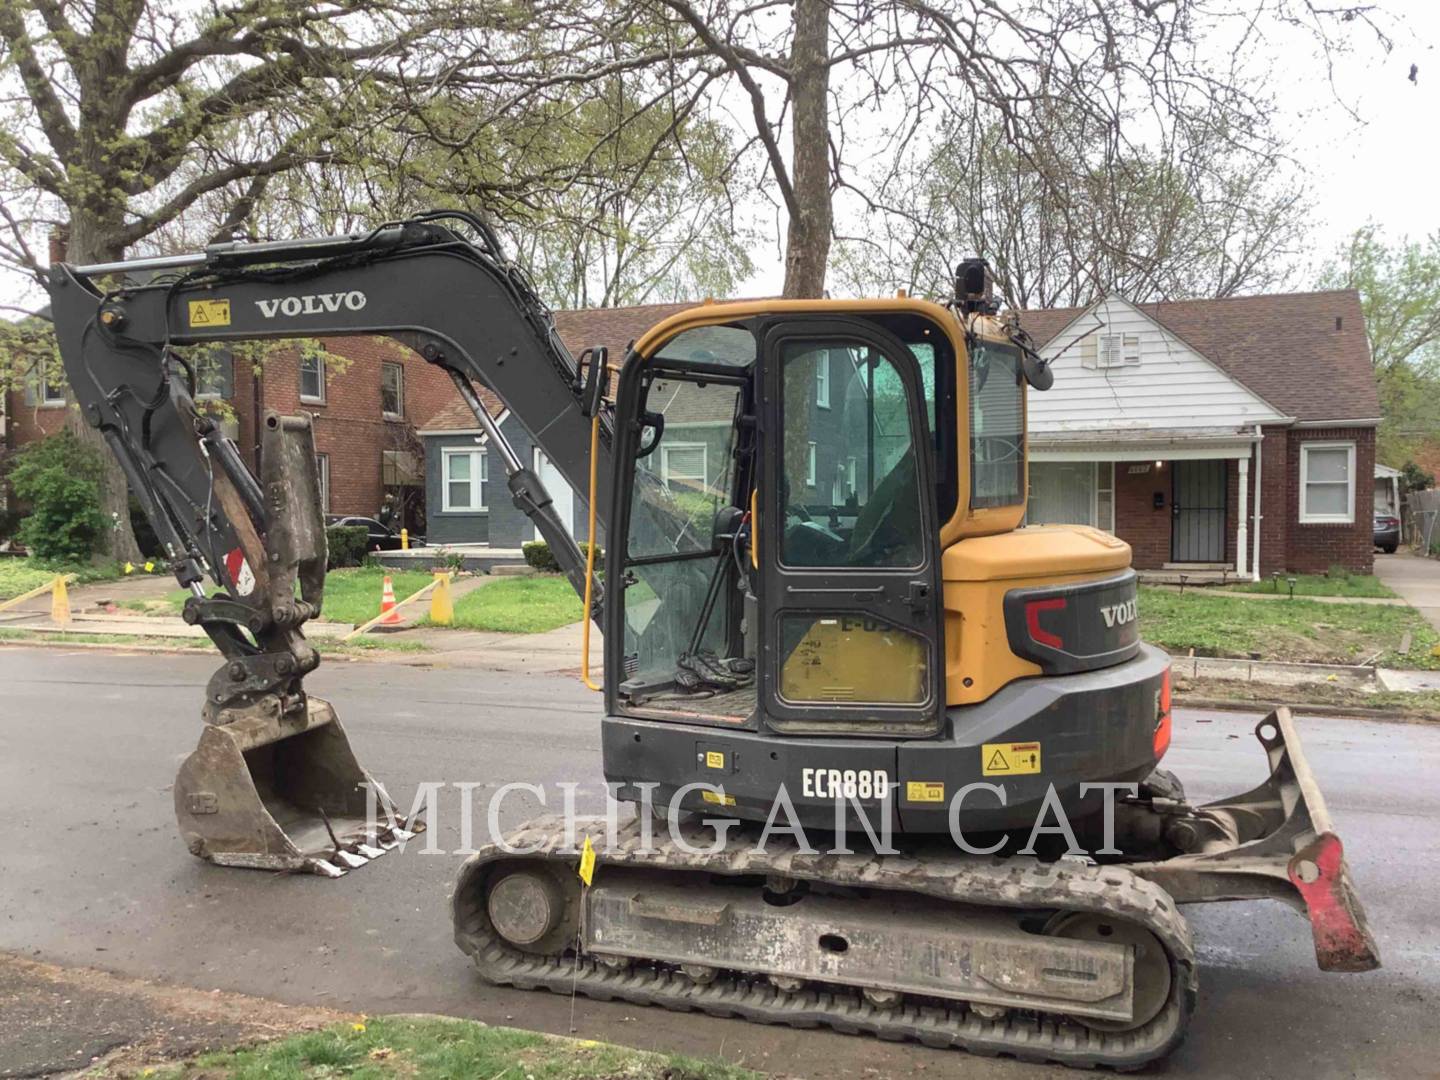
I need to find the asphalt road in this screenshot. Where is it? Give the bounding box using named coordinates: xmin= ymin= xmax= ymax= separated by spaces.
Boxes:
xmin=1 ymin=646 xmax=1436 ymax=1078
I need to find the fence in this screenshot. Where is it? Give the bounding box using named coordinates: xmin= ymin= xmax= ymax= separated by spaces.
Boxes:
xmin=1407 ymin=489 xmax=1440 ymax=556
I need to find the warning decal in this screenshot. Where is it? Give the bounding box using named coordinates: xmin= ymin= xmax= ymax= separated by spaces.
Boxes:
xmin=701 ymin=789 xmax=736 ymax=807
xmin=705 ymin=751 xmax=725 ymax=769
xmin=906 ymin=781 xmax=945 ymax=803
xmin=188 ymin=298 xmax=231 ymax=328
xmin=981 ymin=741 xmax=1042 ymax=776
xmin=223 ymin=547 xmax=256 ymax=596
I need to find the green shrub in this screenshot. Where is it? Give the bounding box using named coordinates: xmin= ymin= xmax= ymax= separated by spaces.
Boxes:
xmin=521 ymin=539 xmax=602 ymax=572
xmin=8 ymin=431 xmax=107 ymax=562
xmin=326 ymin=524 xmax=368 ymax=569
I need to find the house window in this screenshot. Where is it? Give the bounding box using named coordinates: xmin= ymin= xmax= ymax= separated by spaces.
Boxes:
xmin=806 ymin=441 xmax=817 ymax=487
xmin=443 ymin=447 xmax=488 ymax=511
xmin=195 ymin=350 xmax=230 ymax=400
xmin=1027 ymin=461 xmax=1114 ymax=531
xmin=24 ymin=357 xmax=66 ymax=406
xmin=315 ymin=453 xmax=330 ymax=513
xmin=1299 ymin=441 xmax=1355 ymax=524
xmin=816 ymin=354 xmax=830 ymax=408
xmin=300 ymin=353 xmax=325 ymax=403
xmin=660 ymin=443 xmax=706 ymax=492
xmin=381 ymin=362 xmax=404 ymax=419
xmin=1083 ymin=333 xmax=1142 ymax=369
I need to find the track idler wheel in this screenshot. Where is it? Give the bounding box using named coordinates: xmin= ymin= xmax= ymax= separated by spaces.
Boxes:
xmin=485 ymin=867 xmax=577 ymax=954
xmin=1045 ymin=911 xmax=1172 ymax=1031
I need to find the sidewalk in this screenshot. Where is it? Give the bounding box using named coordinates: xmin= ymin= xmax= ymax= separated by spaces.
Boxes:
xmin=1373 ymin=550 xmax=1440 ymax=633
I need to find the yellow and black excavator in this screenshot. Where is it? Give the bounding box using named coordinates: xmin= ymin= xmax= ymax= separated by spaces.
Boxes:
xmin=48 ymin=210 xmax=1377 ymax=1068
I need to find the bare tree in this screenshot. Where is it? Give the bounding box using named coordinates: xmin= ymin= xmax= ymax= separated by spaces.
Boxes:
xmin=835 ymin=114 xmax=1310 ymax=307
xmin=535 ymin=0 xmax=1392 ymax=300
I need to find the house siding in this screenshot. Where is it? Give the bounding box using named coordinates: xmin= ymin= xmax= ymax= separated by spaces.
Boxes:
xmin=1032 ymin=297 xmax=1289 ymax=435
xmin=423 ymin=415 xmax=596 ymax=548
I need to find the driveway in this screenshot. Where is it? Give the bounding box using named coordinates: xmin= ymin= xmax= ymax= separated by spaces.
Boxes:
xmin=1374 ymin=550 xmax=1440 ymax=632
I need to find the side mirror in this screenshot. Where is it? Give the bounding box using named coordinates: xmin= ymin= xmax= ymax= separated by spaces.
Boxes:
xmin=581 ymin=345 xmax=609 ymax=419
xmin=1022 ymin=350 xmax=1054 ymax=391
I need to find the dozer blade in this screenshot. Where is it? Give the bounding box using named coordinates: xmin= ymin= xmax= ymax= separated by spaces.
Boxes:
xmin=1129 ymin=707 xmax=1379 ymax=973
xmin=174 ymin=695 xmax=420 ymax=877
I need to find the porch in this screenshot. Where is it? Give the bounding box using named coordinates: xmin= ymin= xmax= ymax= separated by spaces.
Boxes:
xmin=1028 ymin=429 xmax=1264 ymax=578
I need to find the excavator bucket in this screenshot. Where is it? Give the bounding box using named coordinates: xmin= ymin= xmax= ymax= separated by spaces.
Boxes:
xmin=169 ymin=412 xmax=420 ymax=876
xmin=175 ymin=696 xmax=418 ymax=876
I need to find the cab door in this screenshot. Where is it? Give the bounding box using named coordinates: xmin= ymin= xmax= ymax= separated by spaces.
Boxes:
xmin=758 ymin=317 xmax=944 ymax=736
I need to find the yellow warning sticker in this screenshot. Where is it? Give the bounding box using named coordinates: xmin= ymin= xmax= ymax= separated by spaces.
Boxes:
xmin=577 ymin=835 xmax=596 ymax=886
xmin=701 ymin=789 xmax=736 ymax=806
xmin=705 ymin=750 xmax=725 ymax=769
xmin=188 ymin=298 xmax=231 ymax=328
xmin=982 ymin=741 xmax=1042 ymax=776
xmin=906 ymin=781 xmax=945 ymax=803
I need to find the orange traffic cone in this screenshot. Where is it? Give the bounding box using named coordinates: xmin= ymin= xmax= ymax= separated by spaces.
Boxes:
xmin=379 ymin=575 xmax=403 ymax=625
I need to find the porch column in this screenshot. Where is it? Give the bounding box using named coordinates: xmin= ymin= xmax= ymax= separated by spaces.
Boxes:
xmin=1236 ymin=457 xmax=1250 ymax=578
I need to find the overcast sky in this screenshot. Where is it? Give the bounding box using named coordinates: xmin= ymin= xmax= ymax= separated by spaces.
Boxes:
xmin=6 ymin=3 xmax=1437 ymax=311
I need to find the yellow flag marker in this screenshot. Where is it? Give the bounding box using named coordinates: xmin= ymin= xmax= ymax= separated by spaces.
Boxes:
xmin=124 ymin=562 xmax=135 ymax=574
xmin=144 ymin=560 xmax=155 ymax=572
xmin=50 ymin=575 xmax=71 ymax=627
xmin=578 ymin=835 xmax=596 ymax=886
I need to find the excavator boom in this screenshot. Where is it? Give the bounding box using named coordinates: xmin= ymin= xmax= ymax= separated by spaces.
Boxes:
xmin=47 ymin=211 xmax=612 ymax=873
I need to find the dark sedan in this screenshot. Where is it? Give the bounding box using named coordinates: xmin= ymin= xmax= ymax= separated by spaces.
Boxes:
xmin=1374 ymin=511 xmax=1401 ymax=554
xmin=326 ymin=515 xmax=425 ymax=551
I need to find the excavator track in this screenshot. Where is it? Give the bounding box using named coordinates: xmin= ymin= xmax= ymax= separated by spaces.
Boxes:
xmin=454 ymin=815 xmax=1196 ymax=1070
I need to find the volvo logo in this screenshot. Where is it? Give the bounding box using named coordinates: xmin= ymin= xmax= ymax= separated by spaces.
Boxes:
xmin=1100 ymin=599 xmax=1138 ymax=628
xmin=255 ymin=291 xmax=367 ymax=318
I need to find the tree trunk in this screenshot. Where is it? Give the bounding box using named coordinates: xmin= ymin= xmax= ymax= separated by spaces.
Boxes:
xmin=61 ymin=215 xmax=144 ymax=566
xmin=782 ymin=0 xmax=832 ymax=299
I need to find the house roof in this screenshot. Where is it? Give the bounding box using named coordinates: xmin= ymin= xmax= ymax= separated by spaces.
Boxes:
xmin=419 ymin=300 xmax=703 ymax=434
xmin=418 ymin=384 xmax=505 ymax=432
xmin=1019 ymin=290 xmax=1379 ymax=425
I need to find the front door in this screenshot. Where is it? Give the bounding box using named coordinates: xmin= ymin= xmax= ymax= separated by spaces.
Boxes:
xmin=759 ymin=318 xmax=944 ymax=736
xmin=1171 ymin=460 xmax=1226 ymax=562
xmin=533 ymin=447 xmax=574 ymax=538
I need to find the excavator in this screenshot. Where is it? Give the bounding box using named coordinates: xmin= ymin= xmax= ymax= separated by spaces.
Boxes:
xmin=48 ymin=209 xmax=1378 ymax=1069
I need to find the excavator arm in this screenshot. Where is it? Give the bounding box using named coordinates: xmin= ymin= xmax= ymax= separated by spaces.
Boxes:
xmin=45 ymin=210 xmax=614 ymax=874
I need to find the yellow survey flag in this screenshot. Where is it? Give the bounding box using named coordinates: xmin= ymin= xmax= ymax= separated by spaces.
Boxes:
xmin=124 ymin=562 xmax=135 ymax=574
xmin=144 ymin=560 xmax=155 ymax=572
xmin=578 ymin=835 xmax=596 ymax=886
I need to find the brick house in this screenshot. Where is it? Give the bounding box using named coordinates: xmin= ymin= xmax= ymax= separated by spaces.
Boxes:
xmin=2 ymin=334 xmax=462 ymax=534
xmin=1020 ymin=291 xmax=1380 ymax=576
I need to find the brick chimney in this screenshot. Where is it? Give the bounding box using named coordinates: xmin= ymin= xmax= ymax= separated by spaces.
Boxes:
xmin=48 ymin=226 xmax=68 ymax=265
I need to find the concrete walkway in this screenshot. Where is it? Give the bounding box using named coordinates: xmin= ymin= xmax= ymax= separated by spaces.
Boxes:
xmin=1373 ymin=550 xmax=1440 ymax=632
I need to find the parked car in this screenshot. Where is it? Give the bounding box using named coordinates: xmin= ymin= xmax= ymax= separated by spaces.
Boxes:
xmin=325 ymin=515 xmax=425 ymax=551
xmin=1374 ymin=511 xmax=1401 ymax=554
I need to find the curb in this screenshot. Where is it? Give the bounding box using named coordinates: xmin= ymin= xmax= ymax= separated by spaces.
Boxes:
xmin=1175 ymin=693 xmax=1434 ymax=724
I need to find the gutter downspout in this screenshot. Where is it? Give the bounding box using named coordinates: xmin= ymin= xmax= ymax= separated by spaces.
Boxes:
xmin=1252 ymin=424 xmax=1263 ymax=581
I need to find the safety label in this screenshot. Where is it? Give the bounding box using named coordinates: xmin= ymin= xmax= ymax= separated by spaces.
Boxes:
xmin=188 ymin=298 xmax=231 ymax=327
xmin=701 ymin=789 xmax=736 ymax=807
xmin=981 ymin=741 xmax=1042 ymax=776
xmin=905 ymin=781 xmax=945 ymax=803
xmin=704 ymin=751 xmax=725 ymax=769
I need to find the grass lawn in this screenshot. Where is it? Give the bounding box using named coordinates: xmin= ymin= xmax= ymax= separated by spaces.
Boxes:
xmin=138 ymin=567 xmax=440 ymax=625
xmin=120 ymin=1015 xmax=758 ymax=1080
xmin=1139 ymin=585 xmax=1440 ymax=669
xmin=1225 ymin=568 xmax=1396 ymax=599
xmin=425 ymin=574 xmax=584 ymax=633
xmin=0 ymin=558 xmax=125 ymax=600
